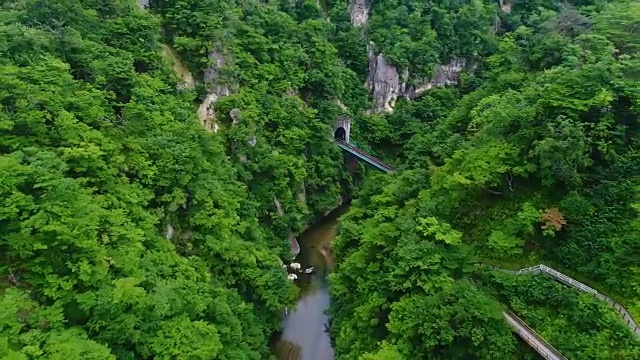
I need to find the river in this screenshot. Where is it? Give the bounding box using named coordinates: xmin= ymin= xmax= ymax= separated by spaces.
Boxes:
xmin=273 ymin=205 xmax=350 ymax=360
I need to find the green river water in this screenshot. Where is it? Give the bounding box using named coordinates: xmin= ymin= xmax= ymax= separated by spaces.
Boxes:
xmin=273 ymin=205 xmax=350 ymax=360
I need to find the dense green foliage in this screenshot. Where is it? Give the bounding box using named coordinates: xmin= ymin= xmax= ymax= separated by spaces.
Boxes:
xmin=0 ymin=0 xmax=372 ymax=358
xmin=2 ymin=0 xmax=640 ymax=358
xmin=367 ymin=0 xmax=496 ymax=76
xmin=152 ymin=0 xmax=374 ymax=235
xmin=476 ymin=270 xmax=640 ymax=359
xmin=330 ymin=171 xmax=520 ymax=359
xmin=329 ymin=0 xmax=640 ymax=359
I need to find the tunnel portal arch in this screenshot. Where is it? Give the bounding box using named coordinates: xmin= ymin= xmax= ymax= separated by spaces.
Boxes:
xmin=334 ymin=127 xmax=346 ymax=141
xmin=334 ymin=117 xmax=351 ymax=143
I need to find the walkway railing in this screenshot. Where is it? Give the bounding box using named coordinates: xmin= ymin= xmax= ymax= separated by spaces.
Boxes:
xmin=503 ymin=311 xmax=567 ymax=360
xmin=478 ymin=263 xmax=640 ymax=338
xmin=470 ymin=278 xmax=568 ymax=359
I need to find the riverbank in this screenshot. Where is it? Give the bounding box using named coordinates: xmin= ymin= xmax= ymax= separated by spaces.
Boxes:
xmin=273 ymin=205 xmax=350 ymax=360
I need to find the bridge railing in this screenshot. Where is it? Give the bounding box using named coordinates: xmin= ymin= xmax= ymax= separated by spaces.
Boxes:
xmin=336 ymin=140 xmax=393 ymax=172
xmin=337 ymin=141 xmax=392 ymax=170
xmin=477 ymin=263 xmax=640 ymax=337
xmin=503 ymin=311 xmax=567 ymax=360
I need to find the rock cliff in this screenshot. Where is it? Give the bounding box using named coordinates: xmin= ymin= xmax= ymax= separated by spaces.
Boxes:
xmin=160 ymin=44 xmax=195 ymax=90
xmin=197 ymin=47 xmax=234 ymax=133
xmin=410 ymin=59 xmax=466 ymax=97
xmin=274 ymin=197 xmax=301 ymax=257
xmin=352 ymin=1 xmax=467 ymax=113
xmin=366 ymin=47 xmax=466 ymax=113
xmin=366 ymin=47 xmax=403 ymax=113
xmin=500 ymin=0 xmax=513 ymax=13
xmin=349 ymin=0 xmax=370 ymax=27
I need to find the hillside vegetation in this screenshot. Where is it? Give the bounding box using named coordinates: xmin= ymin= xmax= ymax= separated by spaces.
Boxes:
xmin=1 ymin=0 xmax=639 ymax=359
xmin=0 ymin=0 xmax=365 ymax=359
xmin=329 ymin=0 xmax=640 ymax=359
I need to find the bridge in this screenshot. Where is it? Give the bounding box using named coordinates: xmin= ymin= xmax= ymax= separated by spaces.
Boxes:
xmin=335 ymin=140 xmax=393 ymax=172
xmin=334 ymin=117 xmax=393 ymax=172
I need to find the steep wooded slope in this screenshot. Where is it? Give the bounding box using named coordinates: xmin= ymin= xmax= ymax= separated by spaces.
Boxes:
xmin=329 ymin=1 xmax=640 ymax=359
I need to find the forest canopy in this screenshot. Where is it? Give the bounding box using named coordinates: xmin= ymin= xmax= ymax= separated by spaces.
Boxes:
xmin=1 ymin=0 xmax=639 ymax=359
xmin=0 ymin=0 xmax=358 ymax=358
xmin=329 ymin=0 xmax=640 ymax=359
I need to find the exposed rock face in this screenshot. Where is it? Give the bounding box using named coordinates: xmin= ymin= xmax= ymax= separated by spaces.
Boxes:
xmin=197 ymin=47 xmax=233 ymax=133
xmin=196 ymin=93 xmax=222 ymax=132
xmin=164 ymin=222 xmax=191 ymax=243
xmin=411 ymin=59 xmax=466 ymax=97
xmin=324 ymin=195 xmax=344 ymax=216
xmin=274 ymin=197 xmax=300 ymax=257
xmin=366 ymin=48 xmax=402 ymax=113
xmin=230 ymin=108 xmax=241 ymax=125
xmin=349 ymin=0 xmax=370 ymax=27
xmin=165 ymin=224 xmax=174 ymax=240
xmin=335 ymin=99 xmax=348 ymax=111
xmin=138 ymin=0 xmax=149 ymax=9
xmin=366 ymin=46 xmax=466 ymax=112
xmin=273 ymin=197 xmax=284 ymax=216
xmin=499 ymin=0 xmax=512 ymax=13
xmin=160 ymin=44 xmax=195 ymax=90
xmin=204 ymin=48 xmax=226 ymax=85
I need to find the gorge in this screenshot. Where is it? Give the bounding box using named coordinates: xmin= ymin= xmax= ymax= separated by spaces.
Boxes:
xmin=1 ymin=0 xmax=639 ymax=360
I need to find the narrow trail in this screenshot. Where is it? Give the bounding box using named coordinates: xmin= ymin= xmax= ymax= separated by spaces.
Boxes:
xmin=479 ymin=263 xmax=640 ymax=338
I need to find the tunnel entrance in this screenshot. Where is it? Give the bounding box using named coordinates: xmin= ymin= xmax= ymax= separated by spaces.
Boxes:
xmin=334 ymin=127 xmax=346 ymax=141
